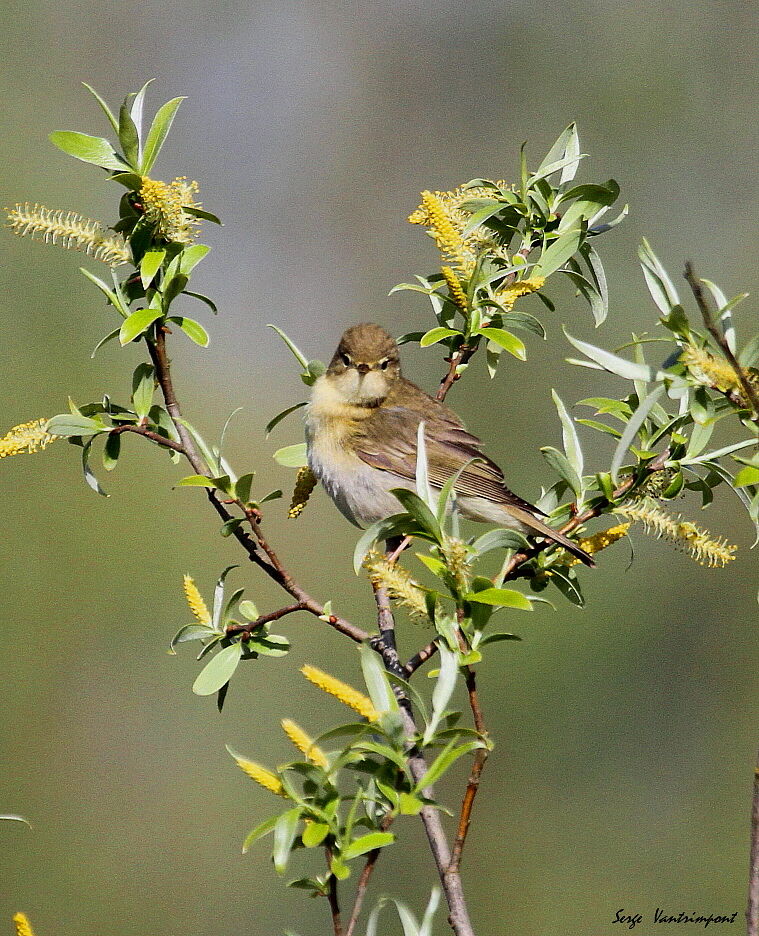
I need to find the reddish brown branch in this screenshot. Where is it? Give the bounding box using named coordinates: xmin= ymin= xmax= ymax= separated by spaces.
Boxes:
xmin=406 ymin=639 xmax=439 ymax=676
xmin=684 ymin=262 xmax=759 ymax=422
xmin=748 ymin=750 xmax=759 ymax=936
xmin=225 ymin=602 xmax=306 ymax=636
xmin=325 ymin=845 xmax=344 ymax=936
xmin=109 ymin=423 xmax=185 ymax=453
xmin=344 ymin=815 xmax=395 ymax=936
xmin=449 ymin=668 xmax=488 ymax=874
xmin=145 ymin=328 xmax=369 ymax=645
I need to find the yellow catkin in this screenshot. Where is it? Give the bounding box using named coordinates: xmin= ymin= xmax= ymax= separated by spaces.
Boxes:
xmin=439 ymin=536 xmax=472 ymax=591
xmin=288 ymin=466 xmax=318 ymax=518
xmin=182 ymin=575 xmax=211 ymax=625
xmin=300 ymin=665 xmax=378 ymax=722
xmin=440 ymin=265 xmax=468 ymax=313
xmin=496 ymin=276 xmax=545 ymax=310
xmin=13 ymin=915 xmax=35 ymax=936
xmin=617 ymin=500 xmax=736 ymax=568
xmin=679 ymin=344 xmax=759 ymax=409
xmin=6 ymin=204 xmax=131 ymax=265
xmin=139 ymin=176 xmax=201 ymax=244
xmin=232 ymin=755 xmax=284 ymax=795
xmin=281 ymin=718 xmax=329 ymax=768
xmin=565 ymin=522 xmax=631 ymax=566
xmin=363 ymin=551 xmax=430 ymax=618
xmin=417 ymin=191 xmax=469 ymax=272
xmin=0 ymin=419 xmax=57 ymax=458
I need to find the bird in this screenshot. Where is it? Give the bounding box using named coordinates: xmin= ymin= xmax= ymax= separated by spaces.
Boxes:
xmin=305 ymin=322 xmax=593 ymax=567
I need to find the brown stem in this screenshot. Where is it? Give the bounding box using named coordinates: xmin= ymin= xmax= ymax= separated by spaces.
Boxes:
xmin=748 ymin=750 xmax=759 ymax=936
xmin=109 ymin=423 xmax=185 ymax=453
xmin=499 ymin=448 xmax=671 ymax=581
xmin=344 ymin=815 xmax=395 ymax=936
xmin=325 ymin=845 xmax=344 ymax=936
xmin=145 ymin=328 xmax=369 ymax=645
xmin=436 ymin=345 xmax=476 ymax=402
xmin=225 ymin=602 xmax=306 ymax=636
xmin=684 ymin=262 xmax=759 ymax=422
xmin=405 ymin=640 xmax=439 ymax=676
xmin=448 ymin=668 xmax=488 ymax=874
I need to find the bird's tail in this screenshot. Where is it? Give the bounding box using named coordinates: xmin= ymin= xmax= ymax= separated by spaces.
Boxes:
xmin=509 ymin=506 xmax=595 ymax=567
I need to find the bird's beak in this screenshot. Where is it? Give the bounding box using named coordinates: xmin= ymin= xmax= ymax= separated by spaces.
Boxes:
xmin=356 ymin=363 xmax=370 ymax=375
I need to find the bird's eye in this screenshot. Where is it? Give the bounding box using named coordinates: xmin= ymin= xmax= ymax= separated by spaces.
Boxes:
xmin=380 ymin=358 xmax=389 ymax=370
xmin=340 ymin=352 xmax=351 ymax=367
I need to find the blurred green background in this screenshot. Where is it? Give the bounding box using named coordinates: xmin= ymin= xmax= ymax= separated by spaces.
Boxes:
xmin=1 ymin=1 xmax=758 ymax=933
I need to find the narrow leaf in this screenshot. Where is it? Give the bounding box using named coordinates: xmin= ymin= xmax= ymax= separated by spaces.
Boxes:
xmin=141 ymin=96 xmax=186 ymax=174
xmin=192 ymin=643 xmax=242 ymax=696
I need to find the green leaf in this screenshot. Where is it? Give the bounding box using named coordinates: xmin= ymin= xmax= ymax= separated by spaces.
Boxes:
xmin=273 ymin=443 xmax=308 ymax=468
xmin=220 ymin=518 xmax=244 ymax=537
xmin=551 ymin=390 xmax=584 ymax=501
xmin=183 ymin=290 xmax=218 ymax=314
xmin=575 ymin=419 xmax=622 ymax=439
xmin=273 ymin=808 xmax=303 ymax=873
xmin=242 ymin=814 xmax=279 ymax=854
xmin=360 ymin=642 xmax=400 ymax=716
xmin=179 ymin=244 xmax=211 ymax=274
xmin=81 ymin=439 xmax=108 ymax=496
xmin=245 ymin=633 xmax=290 ymax=657
xmin=131 ymin=363 xmax=155 ymax=419
xmin=235 ymin=473 xmax=255 ymax=505
xmin=102 ymin=431 xmax=121 ymax=471
xmin=267 ymin=324 xmax=310 ymax=369
xmin=479 ymin=632 xmax=522 ymax=646
xmin=49 ymin=131 xmax=128 ymax=170
xmin=140 ymin=249 xmax=165 ymax=288
xmin=90 ymin=327 xmax=122 ymax=359
xmin=390 ymin=488 xmax=443 ymax=543
xmin=119 ymin=307 xmax=163 ymax=345
xmin=302 ymin=822 xmax=330 ymax=848
xmin=140 ymin=96 xmax=186 ymax=174
xmin=549 ymin=568 xmax=585 ymax=607
xmin=118 ymin=101 xmax=140 ymax=169
xmin=735 ymin=466 xmax=759 ymax=488
xmin=420 ymin=327 xmax=461 ymax=347
xmin=342 ymin=832 xmax=395 ymax=861
xmin=540 ymin=446 xmax=582 ymax=499
xmin=192 ymin=643 xmax=243 ymax=695
xmin=563 ymin=328 xmax=658 ymax=382
xmin=81 ymin=82 xmax=119 ymax=133
xmin=265 ymin=401 xmax=308 ymax=436
xmin=532 ymin=226 xmax=585 ymax=279
xmin=470 ymin=529 xmax=529 ymax=556
xmin=176 ymin=474 xmax=216 ymax=488
xmin=330 ymin=856 xmax=351 ymax=880
xmin=477 ymin=327 xmax=526 ymax=361
xmin=638 ymin=238 xmax=679 ymax=314
xmin=169 ymin=623 xmax=212 ymax=653
xmin=423 ymin=643 xmax=459 ymax=745
xmin=463 ymin=588 xmax=532 ymax=610
xmin=610 ymin=385 xmax=665 ymax=485
xmin=167 ymin=316 xmax=209 ymax=348
xmin=46 ymin=414 xmax=104 ymax=437
xmin=414 ymin=740 xmax=482 ymax=792
xmin=183 ymin=206 xmax=222 ymax=225
xmin=79 ymin=268 xmax=129 ymax=317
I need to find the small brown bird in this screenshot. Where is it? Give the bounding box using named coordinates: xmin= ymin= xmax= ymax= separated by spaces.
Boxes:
xmin=305 ymin=323 xmax=593 ymax=566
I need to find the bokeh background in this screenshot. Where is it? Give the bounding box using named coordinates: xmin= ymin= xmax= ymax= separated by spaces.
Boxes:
xmin=1 ymin=1 xmax=758 ymax=934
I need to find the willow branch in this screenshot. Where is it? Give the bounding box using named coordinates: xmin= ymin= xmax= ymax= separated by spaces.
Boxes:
xmin=145 ymin=327 xmax=369 ymax=645
xmin=109 ymin=423 xmax=185 ymax=453
xmin=325 ymin=845 xmax=344 ymax=936
xmin=406 ymin=639 xmax=439 ymax=676
xmin=747 ymin=749 xmax=759 ymax=936
xmin=499 ymin=448 xmax=671 ymax=581
xmin=344 ymin=815 xmax=395 ymax=936
xmin=684 ymin=262 xmax=759 ymax=422
xmin=225 ymin=602 xmax=306 ymax=636
xmin=448 ymin=667 xmax=488 ymax=874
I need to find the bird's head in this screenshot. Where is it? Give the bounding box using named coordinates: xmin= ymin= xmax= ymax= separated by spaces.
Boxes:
xmin=325 ymin=323 xmax=401 ymax=406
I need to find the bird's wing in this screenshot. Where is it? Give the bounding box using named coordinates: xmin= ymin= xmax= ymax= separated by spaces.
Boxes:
xmin=353 ymin=391 xmax=546 ymax=517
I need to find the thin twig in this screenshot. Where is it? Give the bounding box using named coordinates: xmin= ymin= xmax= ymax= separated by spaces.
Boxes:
xmin=344 ymin=815 xmax=395 ymax=936
xmin=684 ymin=262 xmax=759 ymax=421
xmin=109 ymin=424 xmax=185 ymax=453
xmin=436 ymin=345 xmax=476 ymax=401
xmin=405 ymin=640 xmax=439 ymax=676
xmin=747 ymin=749 xmax=759 ymax=936
xmin=499 ymin=448 xmax=671 ymax=581
xmin=145 ymin=328 xmax=369 ymax=645
xmin=449 ymin=667 xmax=488 ymax=873
xmin=325 ymin=845 xmax=344 ymax=936
xmin=225 ymin=602 xmax=306 ymax=636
